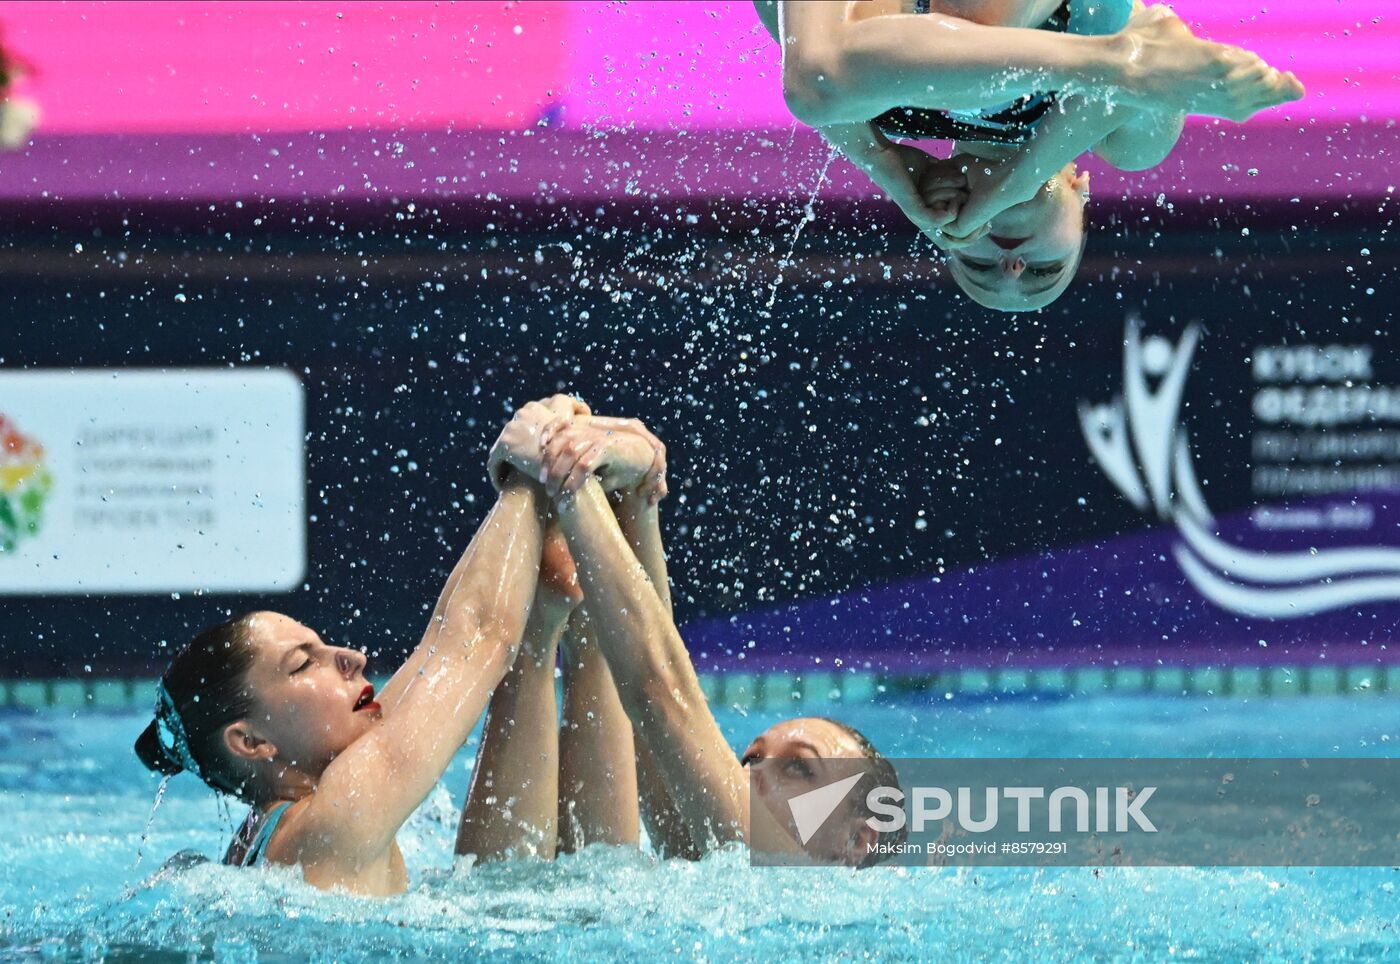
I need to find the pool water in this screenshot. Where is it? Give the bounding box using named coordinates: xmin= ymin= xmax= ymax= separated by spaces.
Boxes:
xmin=2 ymin=693 xmax=1396 ymax=960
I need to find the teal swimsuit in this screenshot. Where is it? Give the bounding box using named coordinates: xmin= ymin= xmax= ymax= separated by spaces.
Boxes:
xmin=230 ymin=802 xmax=291 ymax=868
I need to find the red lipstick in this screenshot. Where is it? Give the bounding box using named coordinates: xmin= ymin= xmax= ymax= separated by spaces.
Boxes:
xmin=353 ymin=684 xmax=380 ymax=713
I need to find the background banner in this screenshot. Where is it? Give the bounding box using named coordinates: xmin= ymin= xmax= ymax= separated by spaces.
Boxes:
xmin=0 ymin=369 xmax=304 ymax=595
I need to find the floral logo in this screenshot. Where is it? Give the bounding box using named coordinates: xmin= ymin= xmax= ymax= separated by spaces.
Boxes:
xmin=0 ymin=413 xmax=53 ymax=554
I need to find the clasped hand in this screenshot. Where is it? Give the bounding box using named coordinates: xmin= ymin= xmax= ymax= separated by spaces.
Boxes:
xmin=488 ymin=394 xmax=668 ymax=505
xmin=868 ymin=140 xmax=1016 ymax=251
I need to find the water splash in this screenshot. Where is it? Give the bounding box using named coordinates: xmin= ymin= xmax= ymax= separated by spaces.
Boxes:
xmin=132 ymin=774 xmax=173 ymax=871
xmin=763 ymin=143 xmax=839 ymax=311
xmin=3 ymin=701 xmax=1396 ymax=958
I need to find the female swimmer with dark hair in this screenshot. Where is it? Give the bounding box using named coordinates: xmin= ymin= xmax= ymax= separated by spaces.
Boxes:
xmin=756 ymin=1 xmax=1303 ymax=310
xmin=135 ymin=397 xmax=593 ymax=895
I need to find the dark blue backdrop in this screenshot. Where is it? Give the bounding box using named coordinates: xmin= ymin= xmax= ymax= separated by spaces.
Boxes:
xmin=1 ymin=194 xmax=1395 ymax=675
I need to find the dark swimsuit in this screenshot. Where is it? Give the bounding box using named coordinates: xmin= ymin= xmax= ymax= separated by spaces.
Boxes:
xmin=872 ymin=0 xmax=1073 ymax=144
xmin=224 ymin=801 xmax=292 ymax=868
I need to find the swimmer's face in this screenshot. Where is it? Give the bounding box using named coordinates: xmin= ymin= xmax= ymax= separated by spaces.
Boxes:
xmin=741 ymin=717 xmax=875 ymax=865
xmin=227 ymin=611 xmax=381 ymax=780
xmin=947 ymin=165 xmax=1089 ymax=311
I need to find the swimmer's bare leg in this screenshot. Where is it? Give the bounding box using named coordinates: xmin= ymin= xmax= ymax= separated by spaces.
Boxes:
xmin=634 ymin=738 xmax=702 ymax=859
xmin=455 ymin=552 xmax=571 ymax=861
xmin=767 ymin=1 xmax=1301 ymax=127
xmin=608 ymin=490 xmax=703 ymax=858
xmin=556 ymin=607 xmax=640 ymax=851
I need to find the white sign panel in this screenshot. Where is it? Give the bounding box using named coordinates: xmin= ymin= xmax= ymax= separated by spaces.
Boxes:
xmin=0 ymin=369 xmax=304 ymax=594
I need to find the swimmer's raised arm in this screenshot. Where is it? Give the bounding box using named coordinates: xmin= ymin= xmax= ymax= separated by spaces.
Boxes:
xmin=940 ymin=93 xmax=1187 ymax=242
xmin=507 ymin=414 xmax=798 ymax=852
xmin=541 ymin=417 xmax=700 ymax=856
xmin=556 ymin=481 xmax=744 ymax=837
xmin=556 ymin=605 xmax=642 ymax=851
xmin=374 ymin=393 xmax=582 ymax=714
xmin=612 ymin=492 xmax=714 ymax=859
xmin=554 ymin=480 xmax=802 ymax=854
xmin=282 ymin=474 xmax=545 ymax=880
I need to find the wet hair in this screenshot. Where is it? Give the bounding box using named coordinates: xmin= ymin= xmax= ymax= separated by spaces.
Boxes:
xmin=817 ymin=717 xmax=909 ymax=868
xmin=134 ymin=612 xmax=261 ymax=801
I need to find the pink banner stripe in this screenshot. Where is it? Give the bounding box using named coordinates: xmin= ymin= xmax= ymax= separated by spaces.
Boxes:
xmin=2 ymin=1 xmax=1394 ymax=134
xmin=1 ymin=124 xmax=1393 ymax=203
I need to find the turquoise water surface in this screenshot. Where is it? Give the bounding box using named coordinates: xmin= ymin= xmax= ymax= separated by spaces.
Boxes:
xmin=2 ymin=693 xmax=1397 ymax=960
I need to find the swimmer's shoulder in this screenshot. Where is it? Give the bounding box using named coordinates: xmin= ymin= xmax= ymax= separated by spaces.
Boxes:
xmin=255 ymin=796 xmax=316 ymax=867
xmin=259 ymin=795 xmax=409 ymax=893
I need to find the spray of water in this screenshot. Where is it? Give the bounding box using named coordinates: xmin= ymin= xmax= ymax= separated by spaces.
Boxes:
xmin=763 ymin=143 xmax=839 ymax=311
xmin=132 ymin=774 xmax=173 ymax=871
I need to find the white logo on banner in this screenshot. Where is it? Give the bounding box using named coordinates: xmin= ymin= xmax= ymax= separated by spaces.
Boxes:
xmin=1080 ymin=320 xmax=1400 ymax=618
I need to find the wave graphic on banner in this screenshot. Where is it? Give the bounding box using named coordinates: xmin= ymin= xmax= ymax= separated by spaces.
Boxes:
xmin=1079 ymin=319 xmax=1400 ymax=619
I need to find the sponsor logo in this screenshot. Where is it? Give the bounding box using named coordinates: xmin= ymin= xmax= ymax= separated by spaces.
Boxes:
xmin=0 ymin=413 xmax=53 ymax=554
xmin=1079 ymin=319 xmax=1400 ymax=618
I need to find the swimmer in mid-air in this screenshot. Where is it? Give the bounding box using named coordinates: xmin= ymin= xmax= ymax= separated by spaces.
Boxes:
xmin=755 ymin=1 xmax=1304 ymax=310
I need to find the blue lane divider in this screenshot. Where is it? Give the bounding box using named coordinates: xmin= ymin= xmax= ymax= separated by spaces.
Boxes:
xmin=1 ymin=664 xmax=1397 ymax=712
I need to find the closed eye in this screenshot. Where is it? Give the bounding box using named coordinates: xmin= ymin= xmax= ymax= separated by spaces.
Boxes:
xmin=956 ymin=256 xmax=997 ymax=272
xmin=959 ymin=255 xmax=1063 ymax=278
xmin=784 ymin=758 xmax=813 ymax=778
xmin=290 ymin=657 xmax=313 ymax=675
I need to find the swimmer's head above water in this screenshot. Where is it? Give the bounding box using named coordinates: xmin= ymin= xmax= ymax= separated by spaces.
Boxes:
xmin=741 ymin=716 xmax=907 ymax=868
xmin=136 ymin=611 xmax=380 ymax=802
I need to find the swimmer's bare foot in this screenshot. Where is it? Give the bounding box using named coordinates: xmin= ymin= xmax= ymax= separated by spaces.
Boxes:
xmin=1116 ymin=6 xmax=1304 ymax=122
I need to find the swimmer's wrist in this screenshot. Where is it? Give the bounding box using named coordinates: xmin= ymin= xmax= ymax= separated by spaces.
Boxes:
xmin=818 ymin=122 xmax=892 ymax=168
xmin=614 ymin=488 xmax=657 ymax=520
xmin=498 ymin=471 xmax=547 ymax=518
xmin=498 ymin=468 xmax=531 ymax=491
